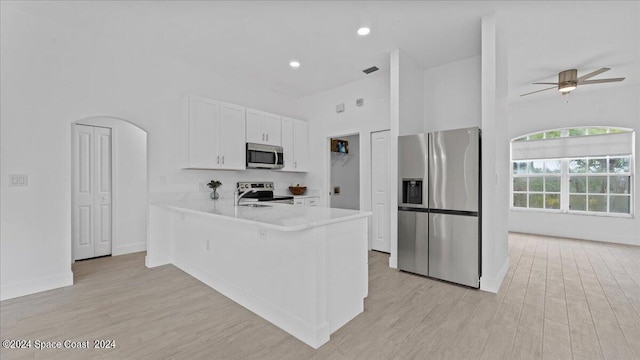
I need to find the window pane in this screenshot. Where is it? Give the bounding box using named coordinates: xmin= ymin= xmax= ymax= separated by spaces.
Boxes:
xmin=513 ymin=162 xmax=528 ymax=175
xmin=529 ymin=194 xmax=543 ymax=208
xmin=588 ymin=158 xmax=606 ymax=173
xmin=545 ymin=194 xmax=560 ymax=209
xmin=588 ymin=176 xmax=607 ymax=193
xmin=513 ymin=194 xmax=527 ymax=208
xmin=529 ymin=177 xmax=543 ymax=192
xmin=609 ymin=176 xmax=630 ymax=194
xmin=513 ymin=178 xmax=527 ymax=191
xmin=530 ymin=161 xmax=544 ymax=174
xmin=545 ymin=177 xmax=561 ymax=192
xmin=545 ymin=160 xmax=561 ymax=173
xmin=570 ymin=195 xmax=586 ymax=211
xmin=609 ymin=157 xmax=630 ymax=173
xmin=568 ymin=128 xmax=586 ymax=137
xmin=607 ymin=128 xmax=626 ymax=134
xmin=588 ymin=195 xmax=607 ymax=212
xmin=545 ymin=131 xmax=561 ymax=139
xmin=609 ymin=196 xmax=630 ymax=214
xmin=569 ymin=159 xmax=587 ymax=173
xmin=587 ymin=128 xmax=607 ymax=135
xmin=529 ymin=133 xmax=544 ymax=140
xmin=570 ymin=176 xmax=586 ymax=193
xmin=513 ymin=137 xmax=527 ymax=142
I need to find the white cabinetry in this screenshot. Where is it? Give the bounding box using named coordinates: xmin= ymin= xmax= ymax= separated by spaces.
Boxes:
xmin=246 ymin=108 xmax=281 ymax=145
xmin=293 ymin=196 xmax=319 ymax=206
xmin=182 ymin=95 xmax=246 ymax=170
xmin=305 ymin=197 xmax=319 ymax=206
xmin=281 ymin=117 xmax=308 ymax=172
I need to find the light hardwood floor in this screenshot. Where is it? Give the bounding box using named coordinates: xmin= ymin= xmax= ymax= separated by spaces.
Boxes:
xmin=2 ymin=233 xmax=640 ymax=359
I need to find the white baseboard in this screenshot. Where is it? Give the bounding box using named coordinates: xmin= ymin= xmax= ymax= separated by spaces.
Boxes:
xmin=1 ymin=271 xmax=73 ymax=301
xmin=145 ymin=254 xmax=172 ymax=268
xmin=388 ymin=256 xmax=397 ymax=269
xmin=173 ymin=255 xmax=329 ymax=349
xmin=480 ymin=258 xmax=510 ymax=293
xmin=112 ymin=242 xmax=146 ymax=256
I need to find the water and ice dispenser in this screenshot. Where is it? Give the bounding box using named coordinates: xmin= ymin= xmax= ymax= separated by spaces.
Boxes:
xmin=401 ymin=179 xmax=423 ymax=205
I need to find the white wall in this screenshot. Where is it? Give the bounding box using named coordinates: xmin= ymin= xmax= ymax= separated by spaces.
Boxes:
xmin=296 ymin=69 xmax=390 ymax=247
xmin=480 ymin=13 xmax=510 ymax=293
xmin=388 ymin=49 xmax=426 ymax=267
xmin=424 ymin=56 xmax=481 ymax=132
xmin=508 ymin=84 xmax=640 ymax=245
xmin=398 ymin=51 xmax=425 ymax=136
xmin=330 ymin=135 xmax=360 ymax=210
xmin=0 ymin=4 xmax=302 ymax=300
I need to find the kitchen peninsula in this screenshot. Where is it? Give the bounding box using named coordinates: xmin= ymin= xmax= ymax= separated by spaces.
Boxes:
xmin=146 ymin=199 xmax=371 ymax=349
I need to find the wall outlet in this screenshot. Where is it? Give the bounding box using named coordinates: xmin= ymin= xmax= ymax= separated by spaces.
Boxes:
xmin=356 ymin=98 xmax=364 ymax=106
xmin=334 ymin=186 xmax=341 ymax=194
xmin=258 ymin=229 xmax=267 ymax=240
xmin=9 ymin=174 xmax=28 ymax=187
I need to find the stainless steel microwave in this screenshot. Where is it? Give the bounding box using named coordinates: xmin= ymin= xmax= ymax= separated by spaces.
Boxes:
xmin=246 ymin=143 xmax=284 ymax=169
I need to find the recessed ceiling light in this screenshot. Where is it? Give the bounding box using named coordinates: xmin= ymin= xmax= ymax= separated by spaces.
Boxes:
xmin=289 ymin=60 xmax=301 ymax=69
xmin=357 ymin=27 xmax=371 ymax=36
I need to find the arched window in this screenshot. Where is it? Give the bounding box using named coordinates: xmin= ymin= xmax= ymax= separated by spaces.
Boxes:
xmin=511 ymin=127 xmax=633 ymax=216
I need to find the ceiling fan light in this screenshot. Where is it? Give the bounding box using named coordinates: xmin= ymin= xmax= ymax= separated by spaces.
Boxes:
xmin=559 ymin=85 xmax=576 ymax=93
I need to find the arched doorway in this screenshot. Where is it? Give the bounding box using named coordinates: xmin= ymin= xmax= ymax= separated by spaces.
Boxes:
xmin=71 ymin=116 xmax=148 ymax=263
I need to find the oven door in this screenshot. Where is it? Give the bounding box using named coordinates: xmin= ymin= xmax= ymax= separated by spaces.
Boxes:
xmin=246 ymin=143 xmax=284 ymax=169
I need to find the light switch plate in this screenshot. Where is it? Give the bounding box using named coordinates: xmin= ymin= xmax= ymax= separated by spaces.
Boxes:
xmin=9 ymin=174 xmax=28 ymax=187
xmin=336 ymin=103 xmax=345 ymax=113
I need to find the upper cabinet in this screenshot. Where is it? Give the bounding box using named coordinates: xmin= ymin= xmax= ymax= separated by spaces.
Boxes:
xmin=281 ymin=117 xmax=308 ymax=172
xmin=182 ymin=95 xmax=246 ymax=170
xmin=246 ymin=108 xmax=281 ymax=146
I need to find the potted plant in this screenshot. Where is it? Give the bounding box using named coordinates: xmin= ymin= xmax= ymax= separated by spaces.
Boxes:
xmin=207 ymin=180 xmax=222 ymax=200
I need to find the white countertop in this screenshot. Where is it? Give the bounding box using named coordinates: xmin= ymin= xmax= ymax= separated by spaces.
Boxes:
xmin=151 ymin=199 xmax=371 ymax=232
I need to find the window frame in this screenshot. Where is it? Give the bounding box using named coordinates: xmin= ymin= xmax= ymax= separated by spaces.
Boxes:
xmin=511 ymin=157 xmax=633 ymax=218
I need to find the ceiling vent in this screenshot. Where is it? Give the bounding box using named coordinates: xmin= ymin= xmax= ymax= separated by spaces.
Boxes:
xmin=362 ymin=66 xmax=379 ymax=75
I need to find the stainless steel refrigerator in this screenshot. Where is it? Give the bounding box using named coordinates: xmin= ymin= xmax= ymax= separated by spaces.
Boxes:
xmin=398 ymin=127 xmax=481 ymax=288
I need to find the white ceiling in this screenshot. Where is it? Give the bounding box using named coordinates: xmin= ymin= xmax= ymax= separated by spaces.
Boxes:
xmin=9 ymin=1 xmax=639 ymax=99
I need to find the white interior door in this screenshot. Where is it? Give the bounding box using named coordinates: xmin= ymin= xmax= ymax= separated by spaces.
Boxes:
xmin=94 ymin=127 xmax=112 ymax=257
xmin=371 ymin=130 xmax=390 ymax=252
xmin=73 ymin=125 xmax=112 ymax=260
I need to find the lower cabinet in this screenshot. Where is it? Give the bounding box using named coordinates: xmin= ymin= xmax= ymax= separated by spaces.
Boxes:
xmin=294 ymin=197 xmax=319 ymax=206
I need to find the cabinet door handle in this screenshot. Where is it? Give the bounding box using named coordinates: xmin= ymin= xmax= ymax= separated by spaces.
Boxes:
xmin=222 ymin=156 xmax=225 ymax=164
xmin=262 ymin=133 xmax=265 ymax=141
xmin=217 ymin=156 xmax=220 ymax=164
xmin=266 ymin=133 xmax=269 ymax=142
xmin=294 ymin=161 xmax=297 ymax=168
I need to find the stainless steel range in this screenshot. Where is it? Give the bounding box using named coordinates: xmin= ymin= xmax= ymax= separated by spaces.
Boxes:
xmin=237 ymin=182 xmax=294 ymax=204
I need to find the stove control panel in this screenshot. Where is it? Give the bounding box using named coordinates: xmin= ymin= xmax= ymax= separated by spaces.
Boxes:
xmin=237 ymin=182 xmax=274 ymax=191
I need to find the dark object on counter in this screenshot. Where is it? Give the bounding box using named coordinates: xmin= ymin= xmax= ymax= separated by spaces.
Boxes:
xmin=289 ymin=185 xmax=307 ymax=196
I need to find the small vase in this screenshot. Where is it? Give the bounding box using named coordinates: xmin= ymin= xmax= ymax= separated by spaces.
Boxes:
xmin=210 ymin=189 xmax=219 ymax=200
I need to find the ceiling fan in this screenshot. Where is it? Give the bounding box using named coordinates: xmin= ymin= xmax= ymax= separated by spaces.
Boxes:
xmin=521 ymin=68 xmax=625 ymax=97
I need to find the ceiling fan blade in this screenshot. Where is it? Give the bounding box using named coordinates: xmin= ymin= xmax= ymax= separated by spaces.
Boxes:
xmin=579 ymin=77 xmax=625 ymax=85
xmin=532 ymin=82 xmax=558 ymax=85
xmin=520 ymin=86 xmax=557 ymax=97
xmin=577 ymin=67 xmax=610 ymax=81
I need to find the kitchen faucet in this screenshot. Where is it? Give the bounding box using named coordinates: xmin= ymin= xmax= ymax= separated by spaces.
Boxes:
xmin=234 ymin=188 xmax=257 ymax=207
